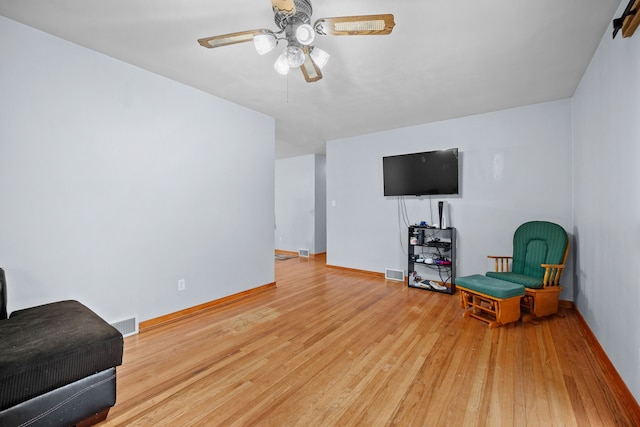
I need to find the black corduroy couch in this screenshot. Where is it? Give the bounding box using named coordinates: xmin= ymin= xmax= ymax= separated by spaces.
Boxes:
xmin=0 ymin=268 xmax=124 ymax=426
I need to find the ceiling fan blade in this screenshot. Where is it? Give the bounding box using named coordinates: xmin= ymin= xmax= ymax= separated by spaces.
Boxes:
xmin=300 ymin=47 xmax=322 ymax=83
xmin=314 ymin=14 xmax=396 ymax=36
xmin=198 ymin=29 xmax=273 ymax=49
xmin=271 ymin=0 xmax=296 ymax=15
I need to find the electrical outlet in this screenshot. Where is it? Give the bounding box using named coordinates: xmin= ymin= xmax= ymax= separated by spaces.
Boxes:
xmin=178 ymin=279 xmax=186 ymax=291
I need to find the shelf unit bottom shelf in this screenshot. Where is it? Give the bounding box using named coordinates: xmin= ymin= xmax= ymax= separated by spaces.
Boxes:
xmin=408 ymin=279 xmax=454 ymax=294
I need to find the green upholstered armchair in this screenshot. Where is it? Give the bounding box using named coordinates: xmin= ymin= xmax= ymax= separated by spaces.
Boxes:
xmin=486 ymin=221 xmax=569 ymax=321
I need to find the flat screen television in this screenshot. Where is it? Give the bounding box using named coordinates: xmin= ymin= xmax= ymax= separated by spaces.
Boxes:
xmin=383 ymin=148 xmax=459 ymax=196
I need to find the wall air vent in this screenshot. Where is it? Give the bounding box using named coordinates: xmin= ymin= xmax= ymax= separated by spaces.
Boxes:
xmin=299 ymin=248 xmax=310 ymax=257
xmin=110 ymin=316 xmax=138 ymax=337
xmin=385 ymin=268 xmax=405 ymax=282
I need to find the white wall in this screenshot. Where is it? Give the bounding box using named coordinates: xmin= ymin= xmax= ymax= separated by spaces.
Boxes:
xmin=572 ymin=0 xmax=640 ymax=401
xmin=0 ymin=17 xmax=275 ymax=323
xmin=275 ymin=154 xmax=326 ymax=254
xmin=327 ymin=100 xmax=574 ymax=298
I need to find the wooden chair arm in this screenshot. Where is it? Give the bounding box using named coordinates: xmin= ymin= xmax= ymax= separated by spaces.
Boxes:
xmin=487 ymin=256 xmax=512 ymax=272
xmin=541 ymin=263 xmax=565 ymax=287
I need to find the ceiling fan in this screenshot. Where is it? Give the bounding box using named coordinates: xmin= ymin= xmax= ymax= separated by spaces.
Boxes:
xmin=197 ymin=0 xmax=395 ymax=83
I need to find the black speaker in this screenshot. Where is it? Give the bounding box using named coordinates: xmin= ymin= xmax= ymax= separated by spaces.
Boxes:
xmin=438 ymin=201 xmax=444 ymax=229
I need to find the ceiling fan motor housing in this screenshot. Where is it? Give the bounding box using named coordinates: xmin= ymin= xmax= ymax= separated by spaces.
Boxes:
xmin=275 ymin=0 xmax=315 ymax=55
xmin=274 ymin=0 xmax=312 ymax=29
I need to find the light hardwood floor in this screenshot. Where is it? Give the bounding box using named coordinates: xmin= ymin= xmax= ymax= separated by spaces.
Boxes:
xmin=101 ymin=255 xmax=639 ymax=426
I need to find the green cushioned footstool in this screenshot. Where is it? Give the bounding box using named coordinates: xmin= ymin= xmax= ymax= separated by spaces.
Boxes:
xmin=455 ymin=274 xmax=526 ymax=328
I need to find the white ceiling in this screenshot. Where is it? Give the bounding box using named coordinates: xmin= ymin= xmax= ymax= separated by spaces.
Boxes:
xmin=0 ymin=0 xmax=621 ymax=158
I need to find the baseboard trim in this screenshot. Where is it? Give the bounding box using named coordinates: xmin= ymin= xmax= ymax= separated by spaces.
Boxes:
xmin=558 ymin=299 xmax=574 ymax=309
xmin=573 ymin=307 xmax=640 ymax=423
xmin=275 ymin=250 xmax=326 ymax=259
xmin=326 ymin=264 xmax=386 ymax=279
xmin=139 ymin=282 xmax=276 ymax=333
xmin=275 ymin=249 xmax=298 ymax=256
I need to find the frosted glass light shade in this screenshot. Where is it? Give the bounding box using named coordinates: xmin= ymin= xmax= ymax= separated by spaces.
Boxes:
xmin=253 ymin=34 xmax=277 ymax=55
xmin=310 ymin=47 xmax=330 ymax=69
xmin=274 ymin=52 xmax=290 ymax=75
xmin=295 ymin=24 xmax=315 ymax=45
xmin=284 ymin=46 xmax=305 ymax=68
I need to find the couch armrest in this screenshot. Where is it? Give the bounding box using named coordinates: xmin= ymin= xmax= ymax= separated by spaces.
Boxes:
xmin=487 ymin=256 xmax=512 ymax=272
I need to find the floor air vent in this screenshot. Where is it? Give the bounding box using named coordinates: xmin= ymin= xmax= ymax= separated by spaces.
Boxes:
xmin=385 ymin=268 xmax=405 ymax=282
xmin=299 ymin=248 xmax=310 ymax=257
xmin=111 ymin=316 xmax=138 ymax=337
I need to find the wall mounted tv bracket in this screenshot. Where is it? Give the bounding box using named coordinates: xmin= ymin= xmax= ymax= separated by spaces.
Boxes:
xmin=613 ymin=0 xmax=640 ymax=38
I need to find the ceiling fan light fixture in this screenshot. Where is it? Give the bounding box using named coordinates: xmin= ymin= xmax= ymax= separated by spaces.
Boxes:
xmin=295 ymin=24 xmax=315 ymax=45
xmin=198 ymin=2 xmax=395 ymax=83
xmin=274 ymin=52 xmax=290 ymax=74
xmin=310 ymin=47 xmax=330 ymax=69
xmin=284 ymin=45 xmax=305 ymax=68
xmin=254 ymin=33 xmax=278 ymax=55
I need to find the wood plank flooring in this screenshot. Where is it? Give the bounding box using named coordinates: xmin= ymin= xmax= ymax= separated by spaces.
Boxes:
xmin=101 ymin=255 xmax=639 ymax=426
